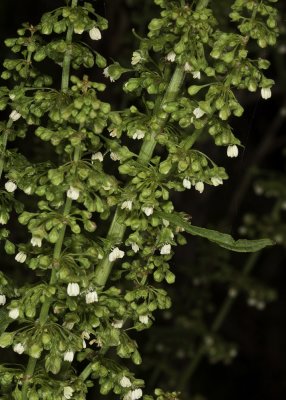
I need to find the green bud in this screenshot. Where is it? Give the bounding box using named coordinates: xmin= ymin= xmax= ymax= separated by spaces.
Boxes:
xmin=29 ymin=343 xmax=42 ymax=359
xmin=0 ymin=332 xmax=14 ymax=348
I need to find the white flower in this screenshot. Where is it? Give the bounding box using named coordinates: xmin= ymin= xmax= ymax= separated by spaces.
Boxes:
xmin=13 ymin=343 xmax=25 ymax=354
xmin=139 ymin=315 xmax=149 ymax=325
xmin=195 ymin=181 xmax=204 ymax=193
xmin=67 ymin=283 xmax=80 ymax=297
xmin=92 ymin=152 xmax=104 ymax=162
xmin=9 ymin=308 xmax=19 ymax=319
xmin=160 ymin=244 xmax=171 ymax=255
xmin=63 ymin=386 xmax=74 ymax=399
xmin=5 ymin=181 xmax=17 ymax=193
xmin=124 ymin=389 xmax=143 ymax=400
xmin=192 ymin=71 xmax=201 ymax=79
xmin=103 ymin=67 xmax=115 ymax=82
xmin=31 ymin=236 xmax=42 ymax=247
xmin=121 ymin=200 xmax=133 ymax=211
xmin=131 ymin=388 xmax=143 ymax=400
xmin=120 ymin=376 xmax=132 ymax=388
xmin=184 ymin=62 xmax=192 ymax=72
xmin=131 ymin=51 xmax=142 ymax=65
xmin=211 ymin=177 xmax=223 ymax=186
xmin=183 ymin=178 xmax=191 ymax=189
xmin=64 ymin=350 xmax=74 ymax=362
xmin=15 ymin=251 xmax=27 ymax=263
xmin=166 ymin=51 xmax=176 ymax=62
xmin=142 ymin=206 xmax=153 ymax=216
xmin=131 ymin=243 xmax=139 ymax=253
xmin=85 ymin=290 xmax=98 ymax=304
xmin=89 ymin=26 xmax=101 ymax=40
xmin=109 ymin=128 xmax=118 ymax=137
xmin=67 ymin=186 xmax=80 ymax=200
xmin=109 ymin=247 xmax=125 ymax=262
xmin=193 ymin=107 xmax=205 ymax=119
xmin=261 ymin=87 xmax=271 ymax=100
xmin=132 ymin=129 xmax=145 ymax=140
xmin=110 ymin=152 xmax=120 ymax=161
xmin=228 ymin=288 xmax=238 ymax=298
xmin=0 ymin=294 xmax=6 ymax=306
xmin=112 ymin=319 xmax=124 ymax=329
xmin=227 ymin=144 xmax=239 ymax=158
xmin=9 ymin=110 xmax=21 ymax=121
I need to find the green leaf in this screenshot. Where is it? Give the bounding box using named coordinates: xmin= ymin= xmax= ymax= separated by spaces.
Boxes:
xmin=156 ymin=211 xmax=274 ymax=253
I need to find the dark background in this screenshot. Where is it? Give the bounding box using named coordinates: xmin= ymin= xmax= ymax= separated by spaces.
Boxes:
xmin=0 ymin=1 xmax=286 ymax=399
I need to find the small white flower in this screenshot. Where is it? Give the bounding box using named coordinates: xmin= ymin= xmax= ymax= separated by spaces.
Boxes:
xmin=103 ymin=67 xmax=115 ymax=82
xmin=9 ymin=110 xmax=21 ymax=121
xmin=109 ymin=247 xmax=125 ymax=262
xmin=166 ymin=51 xmax=176 ymax=62
xmin=142 ymin=206 xmax=153 ymax=216
xmin=131 ymin=51 xmax=142 ymax=65
xmin=131 ymin=388 xmax=143 ymax=400
xmin=121 ymin=200 xmax=133 ymax=211
xmin=67 ymin=186 xmax=80 ymax=200
xmin=120 ymin=376 xmax=132 ymax=388
xmin=131 ymin=243 xmax=139 ymax=253
xmin=92 ymin=152 xmax=104 ymax=162
xmin=64 ymin=350 xmax=74 ymax=362
xmin=192 ymin=70 xmax=201 ymax=79
xmin=132 ymin=129 xmax=145 ymax=140
xmin=85 ymin=290 xmax=98 ymax=304
xmin=5 ymin=181 xmax=17 ymax=193
xmin=184 ymin=62 xmax=192 ymax=72
xmin=160 ymin=244 xmax=171 ymax=255
xmin=110 ymin=152 xmax=120 ymax=161
xmin=15 ymin=251 xmax=27 ymax=263
xmin=112 ymin=319 xmax=124 ymax=329
xmin=139 ymin=315 xmax=149 ymax=325
xmin=89 ymin=26 xmax=101 ymax=40
xmin=13 ymin=343 xmax=25 ymax=354
xmin=67 ymin=283 xmax=80 ymax=297
xmin=31 ymin=236 xmax=42 ymax=247
xmin=227 ymin=144 xmax=239 ymax=158
xmin=211 ymin=177 xmax=223 ymax=186
xmin=109 ymin=128 xmax=118 ymax=138
xmin=193 ymin=107 xmax=205 ymax=119
xmin=183 ymin=178 xmax=191 ymax=189
xmin=63 ymin=386 xmax=74 ymax=399
xmin=195 ymin=181 xmax=204 ymax=193
xmin=261 ymin=87 xmax=271 ymax=100
xmin=162 ymin=219 xmax=169 ymax=227
xmin=9 ymin=308 xmax=19 ymax=319
xmin=0 ymin=294 xmax=6 ymax=306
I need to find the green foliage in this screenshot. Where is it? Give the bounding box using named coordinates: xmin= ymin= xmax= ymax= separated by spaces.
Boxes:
xmin=0 ymin=0 xmax=279 ymax=399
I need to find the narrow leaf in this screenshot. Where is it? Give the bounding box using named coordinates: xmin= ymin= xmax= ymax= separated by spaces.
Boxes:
xmin=156 ymin=211 xmax=274 ymax=253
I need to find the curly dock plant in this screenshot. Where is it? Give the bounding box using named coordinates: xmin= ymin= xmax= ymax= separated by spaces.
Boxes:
xmin=0 ymin=0 xmax=278 ymax=399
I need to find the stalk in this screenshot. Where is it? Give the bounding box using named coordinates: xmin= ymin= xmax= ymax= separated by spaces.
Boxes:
xmin=21 ymin=1 xmax=78 ymax=397
xmin=178 ymin=251 xmax=260 ymax=390
xmin=92 ymin=66 xmax=185 ymax=288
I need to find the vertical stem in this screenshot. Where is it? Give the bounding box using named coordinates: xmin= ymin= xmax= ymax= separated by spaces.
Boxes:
xmin=178 ymin=251 xmax=260 ymax=390
xmin=92 ymin=66 xmax=185 ymax=288
xmin=21 ymin=2 xmax=78 ymax=398
xmin=0 ymin=119 xmax=13 ymax=180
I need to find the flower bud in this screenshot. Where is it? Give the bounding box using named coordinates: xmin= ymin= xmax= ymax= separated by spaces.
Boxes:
xmin=67 ymin=283 xmax=80 ymax=297
xmin=5 ymin=181 xmax=17 ymax=193
xmin=89 ymin=27 xmax=101 ymax=40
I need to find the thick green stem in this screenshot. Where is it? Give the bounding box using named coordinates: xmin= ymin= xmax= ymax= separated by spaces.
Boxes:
xmin=178 ymin=251 xmax=260 ymax=390
xmin=21 ymin=2 xmax=78 ymax=398
xmin=92 ymin=66 xmax=185 ymax=288
xmin=0 ymin=119 xmax=13 ymax=180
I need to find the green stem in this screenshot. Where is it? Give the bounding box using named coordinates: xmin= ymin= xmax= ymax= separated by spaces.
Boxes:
xmin=21 ymin=2 xmax=78 ymax=398
xmin=92 ymin=66 xmax=185 ymax=288
xmin=0 ymin=119 xmax=13 ymax=180
xmin=178 ymin=251 xmax=260 ymax=390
